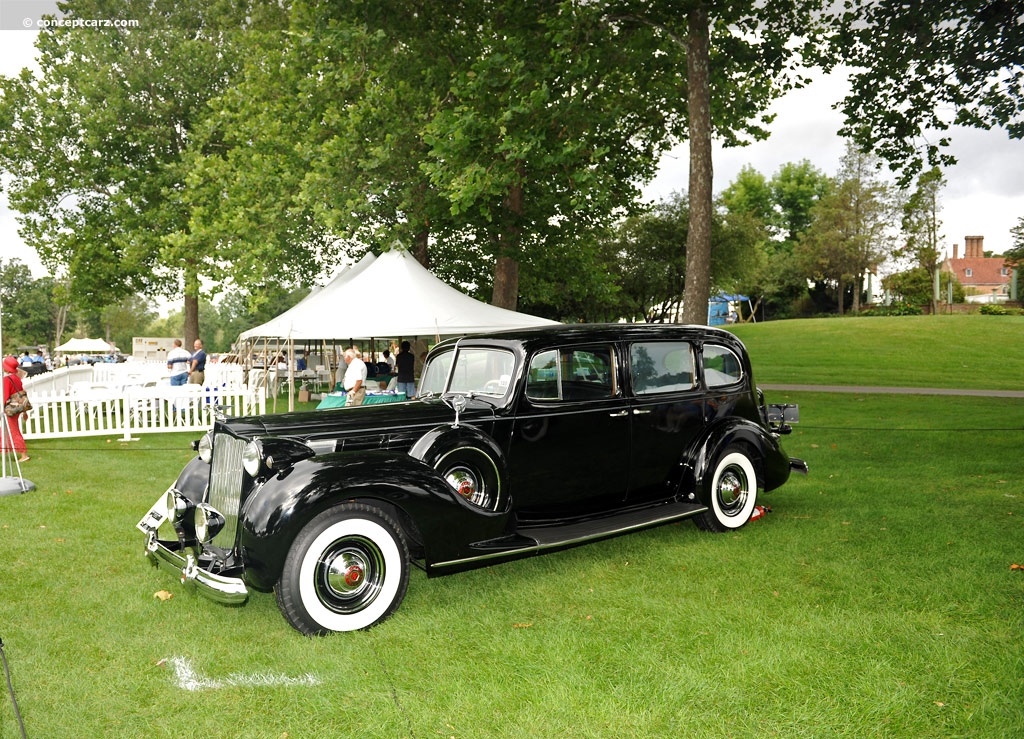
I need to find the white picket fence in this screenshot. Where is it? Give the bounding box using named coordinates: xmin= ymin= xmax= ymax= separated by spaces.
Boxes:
xmin=19 ymin=383 xmax=266 ymax=441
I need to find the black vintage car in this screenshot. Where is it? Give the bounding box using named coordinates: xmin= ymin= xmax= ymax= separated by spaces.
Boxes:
xmin=138 ymin=324 xmax=806 ymax=634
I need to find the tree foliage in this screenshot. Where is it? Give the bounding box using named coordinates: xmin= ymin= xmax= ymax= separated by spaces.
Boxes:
xmin=796 ymin=143 xmax=895 ymax=314
xmin=899 ymin=167 xmax=946 ymax=312
xmin=0 ymin=0 xmax=289 ymax=345
xmin=824 ymin=0 xmax=1024 ymax=181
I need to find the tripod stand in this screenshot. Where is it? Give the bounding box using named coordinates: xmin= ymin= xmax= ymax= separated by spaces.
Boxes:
xmin=1 ymin=377 xmax=35 ymax=496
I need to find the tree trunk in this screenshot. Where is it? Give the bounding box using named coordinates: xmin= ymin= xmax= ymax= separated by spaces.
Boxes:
xmin=837 ymin=277 xmax=846 ymax=316
xmin=492 ymin=256 xmax=520 ymax=311
xmin=183 ymin=265 xmax=200 ymax=346
xmin=413 ymin=226 xmax=429 ymax=268
xmin=492 ymin=176 xmax=524 ymax=310
xmin=680 ymin=5 xmax=712 ymax=326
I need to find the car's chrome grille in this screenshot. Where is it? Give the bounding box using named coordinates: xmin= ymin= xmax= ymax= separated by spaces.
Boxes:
xmin=209 ymin=433 xmax=246 ymax=549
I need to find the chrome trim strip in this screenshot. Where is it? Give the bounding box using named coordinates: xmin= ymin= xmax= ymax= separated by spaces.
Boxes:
xmin=144 ymin=532 xmax=248 ymax=604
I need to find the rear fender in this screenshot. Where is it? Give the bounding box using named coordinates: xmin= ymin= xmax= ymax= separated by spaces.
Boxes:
xmin=685 ymin=420 xmax=790 ymax=503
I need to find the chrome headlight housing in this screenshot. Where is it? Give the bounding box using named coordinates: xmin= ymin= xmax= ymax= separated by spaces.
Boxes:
xmin=194 ymin=503 xmax=225 ymax=543
xmin=242 ymin=439 xmax=264 ymax=477
xmin=242 ymin=437 xmax=316 ymax=479
xmin=193 ymin=431 xmax=214 ymax=464
xmin=163 ymin=489 xmax=188 ymax=523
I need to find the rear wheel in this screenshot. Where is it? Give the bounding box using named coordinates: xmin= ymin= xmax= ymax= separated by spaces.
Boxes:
xmin=694 ymin=447 xmax=758 ymax=532
xmin=275 ymin=504 xmax=409 ymax=634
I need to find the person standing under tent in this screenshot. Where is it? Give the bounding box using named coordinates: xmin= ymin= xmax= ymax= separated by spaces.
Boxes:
xmin=395 ymin=341 xmax=416 ymax=399
xmin=342 ymin=348 xmax=367 ymax=406
xmin=2 ymin=355 xmax=30 ymax=463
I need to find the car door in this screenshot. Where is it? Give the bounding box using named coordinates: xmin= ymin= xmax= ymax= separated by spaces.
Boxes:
xmin=626 ymin=340 xmax=706 ymax=502
xmin=506 ymin=344 xmax=630 ymax=516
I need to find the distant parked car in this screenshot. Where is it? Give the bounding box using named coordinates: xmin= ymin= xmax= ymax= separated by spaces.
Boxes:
xmin=138 ymin=324 xmax=806 ymax=634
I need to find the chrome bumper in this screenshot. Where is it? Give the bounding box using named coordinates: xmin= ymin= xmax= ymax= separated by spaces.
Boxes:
xmin=144 ymin=531 xmax=249 ymax=605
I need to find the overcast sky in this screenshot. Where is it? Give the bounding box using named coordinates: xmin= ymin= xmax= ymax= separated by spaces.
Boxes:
xmin=2 ymin=29 xmax=1022 ymax=280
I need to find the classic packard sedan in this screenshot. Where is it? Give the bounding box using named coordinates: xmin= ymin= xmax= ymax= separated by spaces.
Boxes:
xmin=138 ymin=324 xmax=806 ymax=634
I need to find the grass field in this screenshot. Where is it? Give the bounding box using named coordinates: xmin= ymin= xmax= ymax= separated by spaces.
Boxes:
xmin=1 ymin=315 xmax=1022 ymax=737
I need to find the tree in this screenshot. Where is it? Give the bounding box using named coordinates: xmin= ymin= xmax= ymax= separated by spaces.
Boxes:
xmin=0 ymin=0 xmax=284 ymax=346
xmin=824 ymin=1 xmax=1024 ymax=181
xmin=0 ymin=260 xmax=59 ymax=354
xmin=720 ymin=162 xmax=830 ymax=318
xmin=1005 ymin=216 xmax=1024 ymax=271
xmin=616 ymin=2 xmax=828 ymax=323
xmin=796 ymin=143 xmax=894 ymax=315
xmin=899 ymin=167 xmax=946 ymax=312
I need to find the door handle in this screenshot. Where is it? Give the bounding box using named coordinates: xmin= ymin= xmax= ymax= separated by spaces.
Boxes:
xmin=608 ymin=410 xmax=629 ymax=417
xmin=633 ymin=409 xmax=652 ymax=415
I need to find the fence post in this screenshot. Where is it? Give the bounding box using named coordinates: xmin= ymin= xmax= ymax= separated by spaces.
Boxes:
xmin=121 ymin=387 xmax=139 ymax=442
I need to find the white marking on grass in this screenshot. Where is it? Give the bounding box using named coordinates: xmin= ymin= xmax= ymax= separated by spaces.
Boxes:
xmin=168 ymin=656 xmax=320 ymax=691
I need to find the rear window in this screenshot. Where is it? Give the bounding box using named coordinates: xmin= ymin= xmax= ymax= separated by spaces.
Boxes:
xmin=702 ymin=344 xmax=743 ymax=388
xmin=629 ymin=342 xmax=695 ymax=395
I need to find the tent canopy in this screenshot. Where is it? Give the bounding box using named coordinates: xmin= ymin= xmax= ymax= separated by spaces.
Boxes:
xmin=55 ymin=337 xmax=114 ymax=353
xmin=241 ymin=249 xmax=557 ymax=341
xmin=240 ymin=253 xmax=377 ymax=341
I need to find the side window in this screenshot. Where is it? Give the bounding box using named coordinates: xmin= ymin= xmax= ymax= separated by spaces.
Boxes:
xmin=526 ymin=350 xmax=560 ymax=399
xmin=630 ymin=342 xmax=695 ymax=395
xmin=526 ymin=346 xmax=616 ymax=401
xmin=702 ymin=344 xmax=743 ymax=388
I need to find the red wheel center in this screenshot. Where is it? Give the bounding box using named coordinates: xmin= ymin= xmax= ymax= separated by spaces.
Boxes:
xmin=344 ymin=565 xmax=364 ymax=586
xmin=458 ymin=480 xmax=475 ymax=497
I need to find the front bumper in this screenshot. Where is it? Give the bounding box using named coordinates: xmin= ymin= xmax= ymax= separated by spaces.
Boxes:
xmin=143 ymin=530 xmax=249 ymax=605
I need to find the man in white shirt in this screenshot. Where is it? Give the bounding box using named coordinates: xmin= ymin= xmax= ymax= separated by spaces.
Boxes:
xmin=166 ymin=339 xmax=191 ymax=386
xmin=342 ymin=348 xmax=367 ymax=406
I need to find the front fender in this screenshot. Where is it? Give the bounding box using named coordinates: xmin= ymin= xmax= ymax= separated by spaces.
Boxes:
xmin=238 ymin=450 xmax=512 ymax=590
xmin=687 ymin=419 xmax=791 ymax=502
xmin=173 ymin=456 xmax=210 ymax=505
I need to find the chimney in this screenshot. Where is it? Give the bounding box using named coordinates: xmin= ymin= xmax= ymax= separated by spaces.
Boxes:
xmin=965 ymin=235 xmax=984 ymax=258
xmin=953 ymin=244 xmax=959 ymax=259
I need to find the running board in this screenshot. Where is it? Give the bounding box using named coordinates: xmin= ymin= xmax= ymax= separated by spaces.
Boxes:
xmin=430 ymin=500 xmax=707 ymax=571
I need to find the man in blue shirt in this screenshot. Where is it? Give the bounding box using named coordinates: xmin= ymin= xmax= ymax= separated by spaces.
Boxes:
xmin=188 ymin=339 xmax=207 ymax=385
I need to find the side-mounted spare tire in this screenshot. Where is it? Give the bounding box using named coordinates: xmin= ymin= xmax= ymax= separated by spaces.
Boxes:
xmin=693 ymin=446 xmax=758 ymax=532
xmin=275 ymin=503 xmax=410 ymax=634
xmin=411 ymin=428 xmax=505 ymax=512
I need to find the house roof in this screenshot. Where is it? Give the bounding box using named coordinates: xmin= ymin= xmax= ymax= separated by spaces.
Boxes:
xmin=943 ymin=257 xmax=1010 ymax=287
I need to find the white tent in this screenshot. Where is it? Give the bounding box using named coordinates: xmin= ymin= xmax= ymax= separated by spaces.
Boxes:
xmin=55 ymin=337 xmax=114 ymax=353
xmin=240 ymin=252 xmax=377 ymax=340
xmin=241 ymin=249 xmax=557 ymax=341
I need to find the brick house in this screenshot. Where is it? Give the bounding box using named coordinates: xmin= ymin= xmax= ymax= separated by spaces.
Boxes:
xmin=940 ymin=235 xmax=1012 ymax=303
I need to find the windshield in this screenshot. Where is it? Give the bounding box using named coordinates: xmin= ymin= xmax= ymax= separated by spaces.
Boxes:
xmin=419 ymin=346 xmax=516 ymax=399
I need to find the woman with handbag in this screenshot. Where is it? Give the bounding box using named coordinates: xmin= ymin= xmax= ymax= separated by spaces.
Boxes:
xmin=2 ymin=355 xmax=30 ymax=463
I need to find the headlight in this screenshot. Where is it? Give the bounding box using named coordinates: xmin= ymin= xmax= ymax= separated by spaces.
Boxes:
xmin=242 ymin=439 xmax=264 ymax=477
xmin=242 ymin=437 xmax=316 ymax=479
xmin=163 ymin=490 xmax=188 ymax=522
xmin=195 ymin=432 xmax=214 ymax=464
xmin=194 ymin=504 xmax=225 ymax=543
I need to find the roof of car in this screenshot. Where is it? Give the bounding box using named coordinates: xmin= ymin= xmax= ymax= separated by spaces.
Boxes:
xmin=440 ymin=322 xmax=746 ymax=353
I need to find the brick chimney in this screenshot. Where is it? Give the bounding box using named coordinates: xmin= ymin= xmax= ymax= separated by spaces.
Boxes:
xmin=953 ymin=244 xmax=959 ymax=259
xmin=965 ymin=235 xmax=984 ymax=258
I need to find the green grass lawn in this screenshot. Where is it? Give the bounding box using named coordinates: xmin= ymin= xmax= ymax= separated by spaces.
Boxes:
xmin=729 ymin=313 xmax=1024 ymax=389
xmin=1 ymin=316 xmax=1022 ymax=737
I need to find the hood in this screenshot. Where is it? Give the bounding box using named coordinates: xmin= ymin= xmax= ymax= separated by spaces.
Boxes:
xmin=217 ymin=397 xmax=499 ymax=444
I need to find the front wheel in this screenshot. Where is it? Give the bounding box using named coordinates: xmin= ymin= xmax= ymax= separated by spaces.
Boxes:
xmin=693 ymin=447 xmax=758 ymax=532
xmin=275 ymin=504 xmax=410 ymax=635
